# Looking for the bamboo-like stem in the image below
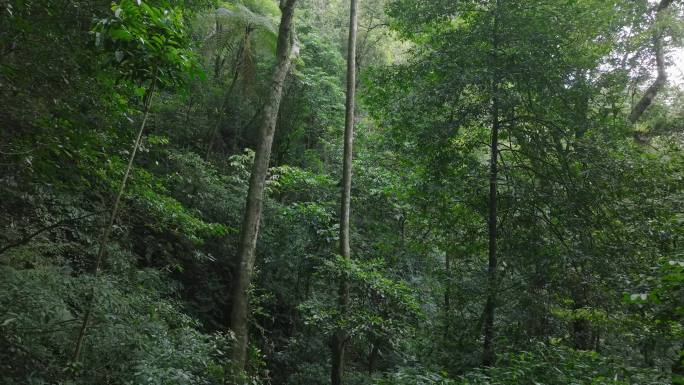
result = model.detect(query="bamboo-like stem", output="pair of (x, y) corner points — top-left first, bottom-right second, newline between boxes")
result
(71, 82), (156, 364)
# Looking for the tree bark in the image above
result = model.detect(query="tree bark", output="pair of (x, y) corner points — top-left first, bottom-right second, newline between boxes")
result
(229, 0), (298, 375)
(628, 0), (674, 125)
(483, 0), (500, 367)
(332, 0), (359, 384)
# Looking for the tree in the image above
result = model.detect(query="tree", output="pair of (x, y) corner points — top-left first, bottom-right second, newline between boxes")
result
(375, 0), (640, 369)
(482, 0), (501, 366)
(203, 2), (279, 156)
(229, 0), (299, 374)
(332, 0), (359, 383)
(2, 0), (684, 384)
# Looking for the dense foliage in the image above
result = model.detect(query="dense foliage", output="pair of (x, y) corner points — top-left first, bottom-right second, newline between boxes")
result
(1, 0), (682, 384)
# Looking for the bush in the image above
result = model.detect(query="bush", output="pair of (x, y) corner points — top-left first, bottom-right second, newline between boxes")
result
(373, 343), (668, 385)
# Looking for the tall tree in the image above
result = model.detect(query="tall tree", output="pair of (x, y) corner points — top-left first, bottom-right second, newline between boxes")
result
(378, 0), (635, 369)
(230, 0), (299, 373)
(332, 0), (359, 384)
(482, 0), (501, 366)
(204, 3), (278, 156)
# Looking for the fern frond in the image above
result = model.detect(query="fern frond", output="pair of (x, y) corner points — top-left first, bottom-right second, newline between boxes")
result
(216, 4), (277, 36)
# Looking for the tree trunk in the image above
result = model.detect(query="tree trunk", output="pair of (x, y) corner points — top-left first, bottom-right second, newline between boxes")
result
(368, 342), (379, 375)
(229, 0), (298, 374)
(571, 318), (592, 350)
(332, 0), (359, 384)
(570, 285), (593, 350)
(444, 251), (451, 338)
(482, 1), (500, 367)
(629, 0), (673, 125)
(673, 342), (684, 382)
(482, 92), (499, 367)
(629, 33), (666, 125)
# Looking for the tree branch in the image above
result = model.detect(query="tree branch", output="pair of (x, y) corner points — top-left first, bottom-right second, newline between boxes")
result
(629, 34), (667, 124)
(0, 211), (104, 256)
(628, 0), (676, 124)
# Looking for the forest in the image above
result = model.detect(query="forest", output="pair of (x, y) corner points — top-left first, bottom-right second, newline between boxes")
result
(1, 0), (683, 384)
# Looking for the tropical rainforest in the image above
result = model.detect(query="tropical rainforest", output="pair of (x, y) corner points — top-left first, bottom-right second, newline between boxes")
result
(1, 0), (683, 384)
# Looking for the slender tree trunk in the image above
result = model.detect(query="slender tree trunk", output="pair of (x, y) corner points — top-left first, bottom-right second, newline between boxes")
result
(331, 1), (358, 384)
(482, 91), (500, 367)
(673, 342), (684, 382)
(229, 0), (298, 374)
(570, 287), (592, 350)
(483, 1), (500, 366)
(72, 83), (156, 363)
(368, 342), (379, 375)
(593, 329), (601, 352)
(444, 251), (451, 338)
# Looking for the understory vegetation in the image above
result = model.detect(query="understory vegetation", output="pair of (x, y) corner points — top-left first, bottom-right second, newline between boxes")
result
(1, 0), (683, 384)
